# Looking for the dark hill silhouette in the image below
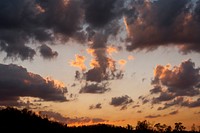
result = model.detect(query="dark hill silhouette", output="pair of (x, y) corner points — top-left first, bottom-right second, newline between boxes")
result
(0, 107), (199, 133)
(0, 107), (132, 133)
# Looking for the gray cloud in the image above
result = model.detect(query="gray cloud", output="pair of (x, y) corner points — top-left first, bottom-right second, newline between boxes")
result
(110, 95), (133, 110)
(145, 114), (161, 119)
(150, 85), (162, 94)
(152, 59), (200, 97)
(0, 0), (83, 60)
(39, 44), (58, 59)
(2, 0), (200, 61)
(89, 103), (102, 110)
(0, 63), (67, 106)
(39, 110), (108, 125)
(79, 82), (110, 94)
(83, 0), (125, 28)
(169, 110), (179, 115)
(126, 0), (200, 54)
(132, 105), (140, 108)
(144, 59), (200, 110)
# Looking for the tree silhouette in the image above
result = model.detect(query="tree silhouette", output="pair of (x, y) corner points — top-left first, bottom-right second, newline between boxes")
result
(174, 122), (186, 132)
(136, 120), (153, 133)
(1, 107), (200, 133)
(191, 124), (196, 132)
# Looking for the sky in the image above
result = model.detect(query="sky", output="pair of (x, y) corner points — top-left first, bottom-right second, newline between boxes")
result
(0, 0), (200, 129)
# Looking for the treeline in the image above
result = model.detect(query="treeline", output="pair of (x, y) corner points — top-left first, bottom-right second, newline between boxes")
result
(0, 107), (199, 133)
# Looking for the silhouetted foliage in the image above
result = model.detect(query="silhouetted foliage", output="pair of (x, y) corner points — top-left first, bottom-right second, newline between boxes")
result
(0, 107), (67, 132)
(0, 107), (199, 133)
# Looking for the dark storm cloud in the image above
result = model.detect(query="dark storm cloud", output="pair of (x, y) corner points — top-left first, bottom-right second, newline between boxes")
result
(0, 0), (83, 60)
(84, 32), (124, 83)
(89, 103), (102, 110)
(39, 0), (83, 37)
(39, 110), (108, 125)
(110, 95), (133, 110)
(79, 82), (110, 94)
(126, 0), (200, 54)
(39, 44), (58, 59)
(83, 0), (125, 28)
(0, 63), (67, 106)
(3, 0), (200, 61)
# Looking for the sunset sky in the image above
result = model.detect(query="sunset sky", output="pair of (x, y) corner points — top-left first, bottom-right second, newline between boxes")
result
(0, 0), (200, 129)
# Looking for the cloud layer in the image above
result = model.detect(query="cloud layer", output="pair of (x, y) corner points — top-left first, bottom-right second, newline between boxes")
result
(39, 110), (108, 125)
(0, 63), (67, 106)
(143, 59), (200, 110)
(2, 0), (200, 61)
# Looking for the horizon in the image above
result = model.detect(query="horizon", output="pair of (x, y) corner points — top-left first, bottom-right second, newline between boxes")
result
(0, 0), (200, 130)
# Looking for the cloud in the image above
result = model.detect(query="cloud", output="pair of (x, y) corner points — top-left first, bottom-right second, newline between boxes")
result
(148, 59), (200, 110)
(79, 82), (110, 94)
(169, 110), (179, 115)
(2, 0), (200, 61)
(83, 0), (125, 28)
(137, 110), (142, 113)
(0, 0), (83, 60)
(110, 95), (133, 110)
(152, 59), (200, 97)
(126, 0), (200, 54)
(150, 85), (162, 94)
(89, 103), (102, 110)
(0, 63), (67, 106)
(132, 105), (140, 108)
(39, 44), (58, 59)
(145, 114), (161, 119)
(39, 110), (108, 125)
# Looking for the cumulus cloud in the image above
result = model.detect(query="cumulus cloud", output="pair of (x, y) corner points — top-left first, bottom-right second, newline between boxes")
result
(2, 0), (200, 61)
(152, 59), (200, 97)
(0, 0), (83, 60)
(89, 103), (102, 110)
(110, 95), (133, 110)
(148, 59), (200, 110)
(79, 82), (110, 94)
(39, 110), (108, 125)
(39, 44), (58, 59)
(126, 0), (200, 54)
(0, 63), (67, 106)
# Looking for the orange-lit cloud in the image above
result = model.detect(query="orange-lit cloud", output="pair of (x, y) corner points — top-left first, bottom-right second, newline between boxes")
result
(148, 59), (200, 109)
(36, 4), (45, 13)
(106, 46), (118, 55)
(90, 59), (100, 68)
(128, 55), (135, 60)
(70, 54), (87, 71)
(87, 48), (95, 56)
(63, 0), (69, 6)
(123, 16), (130, 36)
(118, 59), (127, 69)
(107, 58), (116, 71)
